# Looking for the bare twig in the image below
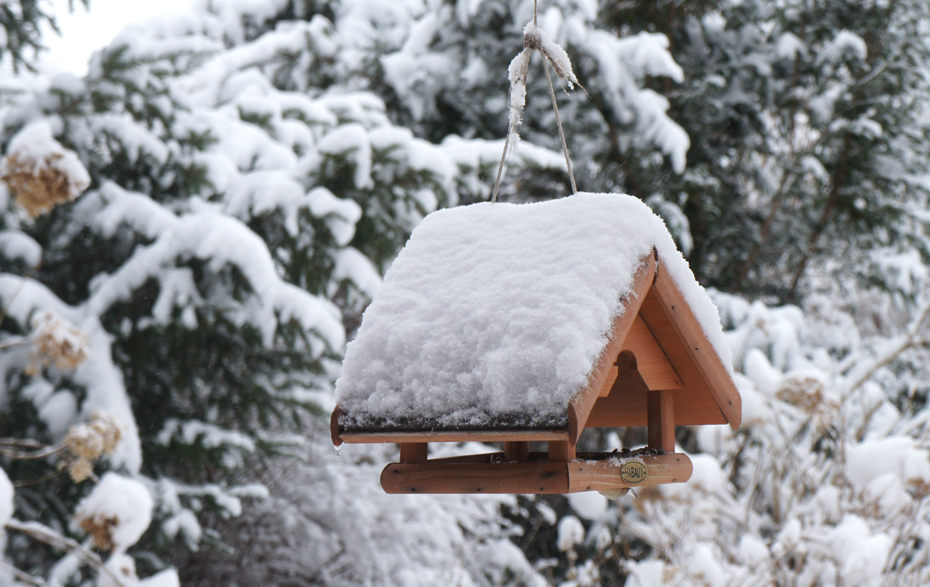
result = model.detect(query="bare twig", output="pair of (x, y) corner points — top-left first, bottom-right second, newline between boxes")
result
(0, 337), (31, 350)
(5, 519), (129, 587)
(839, 297), (930, 399)
(0, 438), (65, 460)
(0, 560), (51, 587)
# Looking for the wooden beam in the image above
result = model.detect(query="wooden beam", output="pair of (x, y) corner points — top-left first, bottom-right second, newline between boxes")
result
(337, 429), (569, 444)
(637, 290), (706, 388)
(381, 462), (570, 494)
(426, 451), (550, 465)
(599, 363), (619, 397)
(652, 261), (742, 429)
(381, 453), (693, 494)
(504, 441), (530, 462)
(587, 387), (728, 427)
(400, 443), (428, 463)
(548, 441), (576, 462)
(584, 354), (647, 427)
(330, 406), (345, 447)
(647, 390), (675, 453)
(566, 453), (692, 493)
(620, 315), (683, 390)
(568, 252), (657, 444)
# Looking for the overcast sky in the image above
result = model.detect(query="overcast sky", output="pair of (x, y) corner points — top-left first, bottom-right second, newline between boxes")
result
(43, 0), (194, 75)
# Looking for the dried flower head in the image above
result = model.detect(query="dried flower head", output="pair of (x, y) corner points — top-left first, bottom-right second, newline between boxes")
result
(776, 373), (838, 416)
(63, 412), (123, 483)
(0, 121), (90, 217)
(78, 514), (119, 550)
(30, 311), (89, 373)
(74, 473), (153, 552)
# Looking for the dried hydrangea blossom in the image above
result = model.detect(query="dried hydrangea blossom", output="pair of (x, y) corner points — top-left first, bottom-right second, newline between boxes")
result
(0, 120), (90, 217)
(29, 311), (89, 374)
(63, 412), (124, 483)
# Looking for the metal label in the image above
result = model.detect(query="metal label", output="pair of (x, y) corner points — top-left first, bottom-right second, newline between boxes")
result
(619, 461), (648, 484)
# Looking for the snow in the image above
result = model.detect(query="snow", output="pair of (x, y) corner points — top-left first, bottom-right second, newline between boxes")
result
(74, 473), (154, 552)
(818, 30), (868, 66)
(523, 22), (578, 88)
(157, 419), (256, 468)
(0, 467), (13, 528)
(0, 119), (91, 202)
(336, 193), (731, 431)
(0, 230), (42, 267)
(505, 20), (581, 158)
(506, 48), (532, 155)
(828, 515), (892, 586)
(317, 123), (374, 189)
(566, 491), (608, 521)
(776, 32), (807, 60)
(581, 31), (689, 173)
(846, 436), (930, 497)
(37, 390), (79, 437)
(557, 515), (585, 552)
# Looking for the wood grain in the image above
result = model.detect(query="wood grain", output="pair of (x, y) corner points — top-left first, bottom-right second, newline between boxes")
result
(548, 440), (576, 462)
(381, 462), (570, 494)
(567, 453), (693, 492)
(620, 315), (683, 390)
(400, 443), (428, 463)
(647, 390), (675, 453)
(652, 261), (742, 429)
(380, 453), (693, 494)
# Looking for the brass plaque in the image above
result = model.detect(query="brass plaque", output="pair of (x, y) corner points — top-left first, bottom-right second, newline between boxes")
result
(619, 461), (648, 484)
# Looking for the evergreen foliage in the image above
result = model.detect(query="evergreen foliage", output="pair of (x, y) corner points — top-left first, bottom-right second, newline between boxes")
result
(2, 0), (930, 585)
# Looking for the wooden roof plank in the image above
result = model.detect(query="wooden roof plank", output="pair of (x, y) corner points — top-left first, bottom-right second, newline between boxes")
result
(651, 261), (742, 429)
(637, 291), (707, 389)
(567, 252), (657, 444)
(337, 429), (570, 444)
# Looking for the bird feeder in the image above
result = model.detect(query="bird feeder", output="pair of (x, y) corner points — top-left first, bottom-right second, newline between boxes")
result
(331, 193), (741, 495)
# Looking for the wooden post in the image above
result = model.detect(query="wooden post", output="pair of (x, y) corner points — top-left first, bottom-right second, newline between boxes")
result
(504, 441), (530, 462)
(548, 440), (576, 462)
(399, 443), (428, 463)
(647, 390), (675, 453)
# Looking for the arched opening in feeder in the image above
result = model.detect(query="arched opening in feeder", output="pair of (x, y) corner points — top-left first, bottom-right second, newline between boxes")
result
(330, 194), (741, 496)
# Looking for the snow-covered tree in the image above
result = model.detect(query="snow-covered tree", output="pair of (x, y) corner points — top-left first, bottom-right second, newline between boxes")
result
(0, 0), (88, 72)
(0, 2), (565, 584)
(4, 0), (930, 585)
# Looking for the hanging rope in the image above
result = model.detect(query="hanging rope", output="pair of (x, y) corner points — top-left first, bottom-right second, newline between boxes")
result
(543, 58), (577, 196)
(492, 0), (580, 203)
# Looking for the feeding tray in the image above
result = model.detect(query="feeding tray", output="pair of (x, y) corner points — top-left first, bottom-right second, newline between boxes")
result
(331, 193), (741, 495)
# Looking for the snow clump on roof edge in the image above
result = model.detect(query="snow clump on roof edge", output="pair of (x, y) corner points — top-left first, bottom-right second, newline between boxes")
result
(336, 193), (731, 430)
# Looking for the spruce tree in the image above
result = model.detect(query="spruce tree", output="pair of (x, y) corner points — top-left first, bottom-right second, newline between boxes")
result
(0, 2), (564, 583)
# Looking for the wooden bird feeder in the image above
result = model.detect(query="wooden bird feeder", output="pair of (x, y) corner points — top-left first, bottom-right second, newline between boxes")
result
(331, 194), (741, 496)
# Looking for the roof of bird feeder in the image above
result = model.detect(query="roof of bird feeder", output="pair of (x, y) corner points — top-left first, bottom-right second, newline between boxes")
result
(332, 193), (741, 447)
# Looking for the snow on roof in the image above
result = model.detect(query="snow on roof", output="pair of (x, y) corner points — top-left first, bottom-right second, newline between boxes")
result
(335, 193), (731, 432)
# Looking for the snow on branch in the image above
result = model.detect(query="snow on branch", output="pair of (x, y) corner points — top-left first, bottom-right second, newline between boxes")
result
(838, 296), (930, 399)
(85, 205), (345, 352)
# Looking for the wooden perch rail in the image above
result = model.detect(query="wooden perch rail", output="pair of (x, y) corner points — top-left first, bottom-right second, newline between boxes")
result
(381, 452), (692, 495)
